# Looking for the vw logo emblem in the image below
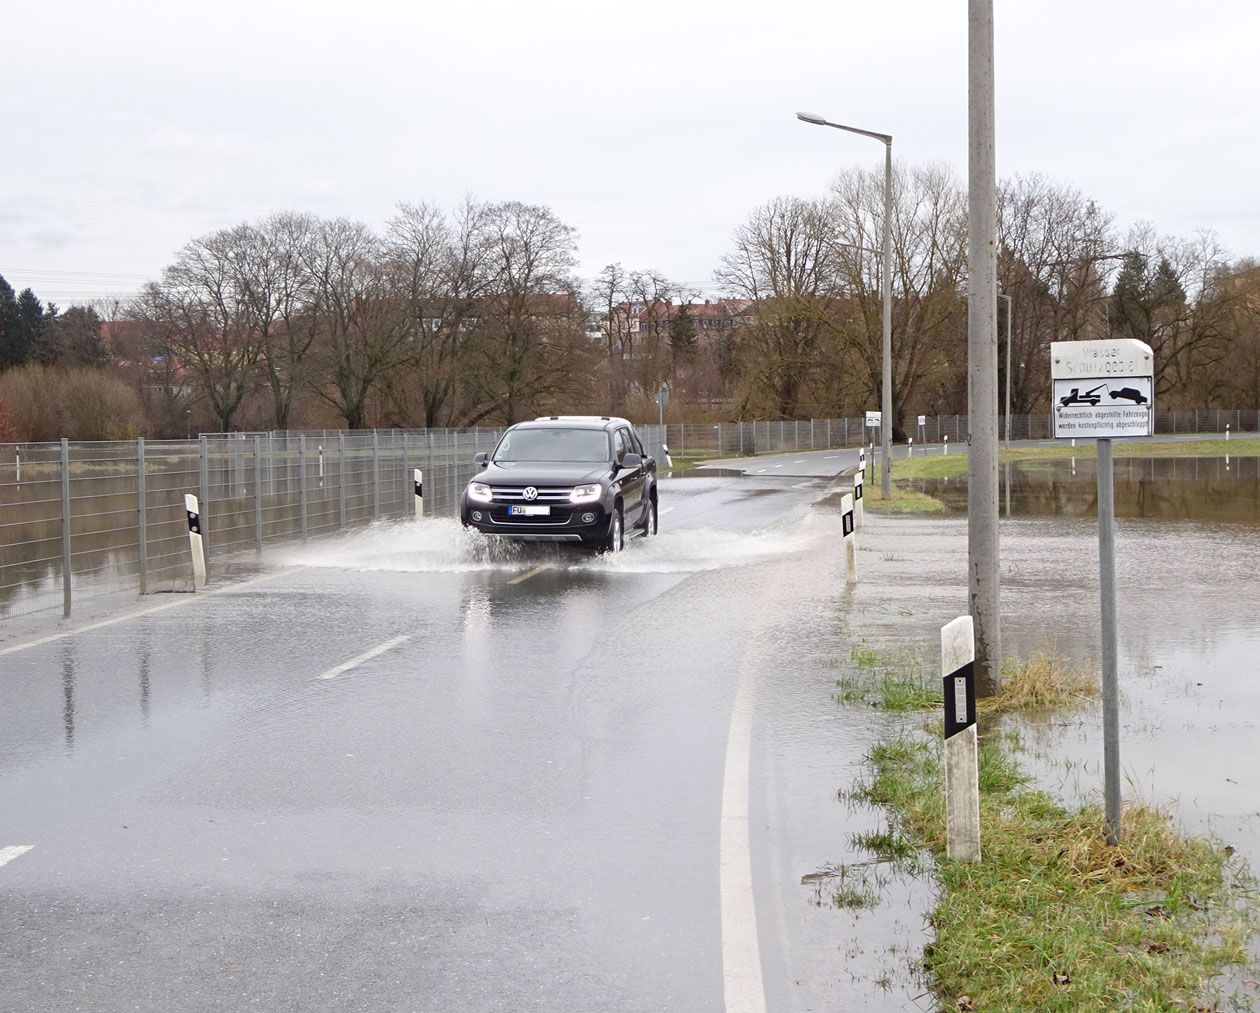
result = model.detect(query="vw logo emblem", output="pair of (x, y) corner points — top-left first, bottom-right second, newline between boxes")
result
(522, 486), (538, 501)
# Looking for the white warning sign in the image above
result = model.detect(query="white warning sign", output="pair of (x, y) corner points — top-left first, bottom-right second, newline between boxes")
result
(1051, 340), (1154, 439)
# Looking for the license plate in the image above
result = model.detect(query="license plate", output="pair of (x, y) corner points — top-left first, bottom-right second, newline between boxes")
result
(508, 505), (550, 516)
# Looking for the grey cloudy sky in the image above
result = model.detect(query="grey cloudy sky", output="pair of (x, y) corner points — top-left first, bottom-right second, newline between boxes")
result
(4, 0), (1259, 305)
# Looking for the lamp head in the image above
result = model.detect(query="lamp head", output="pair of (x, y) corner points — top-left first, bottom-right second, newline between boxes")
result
(796, 111), (828, 126)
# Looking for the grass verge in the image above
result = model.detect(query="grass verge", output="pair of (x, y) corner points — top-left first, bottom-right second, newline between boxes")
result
(891, 436), (1260, 482)
(852, 735), (1254, 1011)
(863, 486), (948, 514)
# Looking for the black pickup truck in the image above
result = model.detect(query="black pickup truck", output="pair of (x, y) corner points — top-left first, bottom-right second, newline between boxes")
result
(460, 416), (659, 552)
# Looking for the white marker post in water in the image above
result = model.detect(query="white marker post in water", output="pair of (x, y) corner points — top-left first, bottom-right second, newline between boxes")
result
(414, 469), (424, 519)
(841, 492), (856, 584)
(185, 493), (207, 590)
(853, 470), (864, 528)
(942, 615), (980, 862)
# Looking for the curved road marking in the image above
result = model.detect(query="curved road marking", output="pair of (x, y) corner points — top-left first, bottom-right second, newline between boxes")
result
(317, 635), (412, 680)
(719, 655), (766, 1013)
(0, 845), (33, 869)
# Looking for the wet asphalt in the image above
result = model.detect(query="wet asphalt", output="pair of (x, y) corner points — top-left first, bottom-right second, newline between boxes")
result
(0, 448), (912, 1012)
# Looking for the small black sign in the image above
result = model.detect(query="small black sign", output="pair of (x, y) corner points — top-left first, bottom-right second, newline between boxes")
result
(186, 509), (201, 535)
(842, 510), (854, 537)
(414, 480), (423, 497)
(855, 481), (863, 501)
(943, 661), (975, 739)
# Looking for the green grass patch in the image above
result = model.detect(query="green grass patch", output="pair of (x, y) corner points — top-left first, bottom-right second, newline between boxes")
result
(837, 645), (942, 711)
(890, 436), (1260, 482)
(852, 735), (1255, 1011)
(863, 485), (948, 513)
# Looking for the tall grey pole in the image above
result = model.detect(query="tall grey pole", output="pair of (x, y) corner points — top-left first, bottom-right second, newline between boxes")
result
(1097, 438), (1122, 844)
(198, 435), (211, 562)
(967, 0), (1001, 695)
(299, 435), (308, 543)
(253, 435), (263, 550)
(1000, 293), (1012, 447)
(881, 137), (893, 497)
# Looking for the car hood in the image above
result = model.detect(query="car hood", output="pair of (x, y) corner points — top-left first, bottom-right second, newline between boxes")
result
(472, 462), (612, 486)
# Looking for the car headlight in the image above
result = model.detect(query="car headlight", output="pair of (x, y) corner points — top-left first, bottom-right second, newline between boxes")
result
(468, 482), (493, 504)
(569, 484), (601, 504)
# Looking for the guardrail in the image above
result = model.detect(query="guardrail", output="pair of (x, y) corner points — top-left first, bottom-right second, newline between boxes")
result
(2, 410), (1254, 622)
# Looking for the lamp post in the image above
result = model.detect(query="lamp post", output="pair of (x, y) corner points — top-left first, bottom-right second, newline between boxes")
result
(999, 293), (1012, 446)
(797, 111), (893, 497)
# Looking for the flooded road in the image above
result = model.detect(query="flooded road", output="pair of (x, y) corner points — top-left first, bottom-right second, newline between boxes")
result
(0, 451), (929, 1012)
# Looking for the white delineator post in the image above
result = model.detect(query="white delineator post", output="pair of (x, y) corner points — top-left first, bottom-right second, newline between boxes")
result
(853, 470), (865, 527)
(858, 447), (867, 479)
(841, 493), (857, 584)
(908, 437), (914, 458)
(943, 435), (949, 456)
(414, 469), (424, 519)
(185, 493), (207, 590)
(663, 443), (674, 470)
(942, 615), (981, 863)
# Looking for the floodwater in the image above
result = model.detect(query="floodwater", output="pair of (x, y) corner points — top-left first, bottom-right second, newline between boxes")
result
(919, 454), (1260, 523)
(844, 469), (1260, 1001)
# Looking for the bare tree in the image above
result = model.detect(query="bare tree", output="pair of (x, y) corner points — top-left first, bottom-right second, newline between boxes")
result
(302, 217), (409, 430)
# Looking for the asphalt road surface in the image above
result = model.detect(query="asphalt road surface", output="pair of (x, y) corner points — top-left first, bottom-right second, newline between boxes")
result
(0, 448), (931, 1012)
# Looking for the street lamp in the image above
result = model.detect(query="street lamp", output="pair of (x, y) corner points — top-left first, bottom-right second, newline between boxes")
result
(797, 111), (893, 497)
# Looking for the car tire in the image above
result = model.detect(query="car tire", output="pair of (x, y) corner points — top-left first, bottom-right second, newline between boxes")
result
(603, 505), (624, 554)
(642, 494), (657, 536)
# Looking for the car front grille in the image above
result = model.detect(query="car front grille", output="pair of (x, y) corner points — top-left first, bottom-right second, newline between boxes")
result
(490, 486), (573, 503)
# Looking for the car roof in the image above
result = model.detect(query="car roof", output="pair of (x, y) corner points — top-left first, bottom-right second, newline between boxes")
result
(511, 416), (632, 431)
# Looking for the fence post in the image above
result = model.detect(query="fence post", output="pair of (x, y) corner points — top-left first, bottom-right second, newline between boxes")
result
(338, 432), (347, 528)
(254, 435), (263, 549)
(137, 438), (147, 595)
(60, 437), (72, 618)
(198, 435), (210, 561)
(403, 431), (410, 514)
(942, 615), (980, 862)
(299, 435), (308, 542)
(372, 431), (380, 520)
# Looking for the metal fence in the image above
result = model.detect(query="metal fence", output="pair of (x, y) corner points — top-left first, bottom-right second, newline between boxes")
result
(2, 409), (1254, 622)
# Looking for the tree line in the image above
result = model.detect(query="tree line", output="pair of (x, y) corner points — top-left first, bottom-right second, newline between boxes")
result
(2, 169), (1258, 441)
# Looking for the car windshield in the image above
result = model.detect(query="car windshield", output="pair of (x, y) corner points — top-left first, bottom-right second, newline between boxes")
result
(493, 428), (610, 463)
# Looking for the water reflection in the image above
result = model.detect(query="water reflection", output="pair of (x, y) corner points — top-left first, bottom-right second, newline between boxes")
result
(923, 456), (1260, 524)
(138, 630), (151, 725)
(60, 642), (76, 752)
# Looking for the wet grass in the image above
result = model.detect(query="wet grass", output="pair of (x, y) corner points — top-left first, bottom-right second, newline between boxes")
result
(851, 734), (1256, 1012)
(863, 486), (947, 514)
(838, 647), (1097, 716)
(890, 436), (1260, 482)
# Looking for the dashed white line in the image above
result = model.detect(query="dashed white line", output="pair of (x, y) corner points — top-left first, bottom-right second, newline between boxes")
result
(793, 459), (805, 463)
(824, 454), (840, 459)
(756, 469), (767, 474)
(507, 565), (548, 585)
(0, 845), (33, 869)
(317, 635), (412, 680)
(660, 507), (676, 515)
(773, 464), (783, 468)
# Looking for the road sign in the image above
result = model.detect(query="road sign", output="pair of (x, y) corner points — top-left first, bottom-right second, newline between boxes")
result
(655, 387), (669, 408)
(865, 411), (881, 428)
(1050, 338), (1154, 845)
(1051, 339), (1153, 439)
(917, 415), (926, 427)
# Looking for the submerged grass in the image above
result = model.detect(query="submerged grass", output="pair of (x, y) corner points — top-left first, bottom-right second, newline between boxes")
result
(852, 734), (1255, 1011)
(864, 485), (948, 514)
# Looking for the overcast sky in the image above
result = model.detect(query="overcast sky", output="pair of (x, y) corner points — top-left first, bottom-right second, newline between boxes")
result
(4, 0), (1260, 306)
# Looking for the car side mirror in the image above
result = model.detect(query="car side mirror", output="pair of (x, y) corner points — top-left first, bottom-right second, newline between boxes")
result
(473, 451), (488, 469)
(620, 453), (642, 471)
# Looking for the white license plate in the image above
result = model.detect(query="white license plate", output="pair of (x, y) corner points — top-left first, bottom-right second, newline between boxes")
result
(508, 505), (550, 516)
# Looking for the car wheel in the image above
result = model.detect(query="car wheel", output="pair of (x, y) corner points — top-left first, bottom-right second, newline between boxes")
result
(603, 505), (624, 554)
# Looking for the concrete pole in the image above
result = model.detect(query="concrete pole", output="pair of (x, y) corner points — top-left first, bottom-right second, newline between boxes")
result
(881, 138), (893, 497)
(1000, 293), (1012, 447)
(967, 0), (1001, 696)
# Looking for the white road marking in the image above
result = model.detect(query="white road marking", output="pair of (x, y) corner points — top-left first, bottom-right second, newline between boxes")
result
(719, 654), (767, 1013)
(756, 469), (767, 474)
(507, 565), (548, 585)
(0, 569), (294, 658)
(824, 455), (839, 459)
(660, 507), (676, 515)
(793, 459), (804, 463)
(317, 634), (412, 680)
(773, 464), (783, 468)
(0, 845), (34, 869)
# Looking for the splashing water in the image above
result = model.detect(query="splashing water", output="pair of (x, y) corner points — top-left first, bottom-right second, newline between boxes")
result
(276, 517), (820, 575)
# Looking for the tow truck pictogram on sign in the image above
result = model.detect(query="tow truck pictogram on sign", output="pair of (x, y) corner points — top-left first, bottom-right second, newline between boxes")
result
(1058, 382), (1149, 408)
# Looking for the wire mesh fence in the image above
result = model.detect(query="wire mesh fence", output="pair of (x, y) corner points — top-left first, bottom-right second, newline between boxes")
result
(1, 409), (1254, 622)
